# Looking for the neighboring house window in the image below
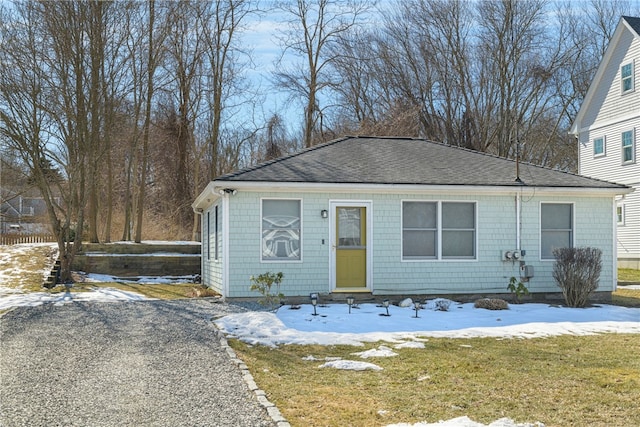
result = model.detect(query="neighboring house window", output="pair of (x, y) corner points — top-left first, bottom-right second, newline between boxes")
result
(402, 201), (476, 260)
(622, 130), (635, 163)
(214, 205), (219, 260)
(617, 204), (625, 225)
(206, 211), (211, 261)
(621, 62), (634, 93)
(593, 136), (605, 157)
(541, 203), (573, 260)
(262, 199), (301, 261)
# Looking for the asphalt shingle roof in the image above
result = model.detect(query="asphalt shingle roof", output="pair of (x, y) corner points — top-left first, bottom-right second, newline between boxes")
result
(217, 136), (627, 189)
(623, 16), (640, 36)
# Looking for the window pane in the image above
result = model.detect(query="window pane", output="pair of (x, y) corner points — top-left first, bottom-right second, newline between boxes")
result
(622, 131), (634, 162)
(262, 200), (300, 260)
(594, 137), (604, 155)
(617, 206), (623, 223)
(442, 230), (475, 257)
(403, 230), (436, 258)
(541, 204), (572, 229)
(541, 231), (571, 259)
(442, 202), (474, 228)
(403, 202), (436, 228)
(338, 208), (362, 247)
(622, 63), (633, 92)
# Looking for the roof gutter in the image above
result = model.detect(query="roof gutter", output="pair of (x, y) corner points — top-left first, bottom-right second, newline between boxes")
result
(209, 180), (633, 197)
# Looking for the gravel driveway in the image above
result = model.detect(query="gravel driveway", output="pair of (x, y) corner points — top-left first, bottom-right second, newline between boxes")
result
(0, 299), (275, 427)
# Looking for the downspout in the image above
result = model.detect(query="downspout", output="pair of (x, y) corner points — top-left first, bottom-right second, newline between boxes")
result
(516, 191), (521, 251)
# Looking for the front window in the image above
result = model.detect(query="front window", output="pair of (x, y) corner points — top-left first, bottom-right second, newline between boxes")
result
(442, 202), (476, 258)
(403, 202), (437, 259)
(541, 203), (573, 260)
(402, 201), (476, 260)
(262, 199), (301, 261)
(621, 62), (634, 93)
(622, 130), (635, 163)
(593, 136), (605, 157)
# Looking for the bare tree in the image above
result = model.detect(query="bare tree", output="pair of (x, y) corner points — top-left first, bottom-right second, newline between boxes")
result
(274, 0), (372, 148)
(1, 1), (88, 280)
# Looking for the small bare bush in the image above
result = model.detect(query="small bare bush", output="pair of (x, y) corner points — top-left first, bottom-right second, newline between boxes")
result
(433, 298), (452, 311)
(552, 247), (602, 308)
(186, 286), (220, 298)
(474, 298), (509, 310)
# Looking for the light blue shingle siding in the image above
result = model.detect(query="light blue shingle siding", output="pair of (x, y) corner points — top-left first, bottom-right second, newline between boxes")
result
(215, 190), (616, 297)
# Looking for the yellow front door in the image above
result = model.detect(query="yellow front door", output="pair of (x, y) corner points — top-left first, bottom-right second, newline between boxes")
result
(335, 207), (366, 288)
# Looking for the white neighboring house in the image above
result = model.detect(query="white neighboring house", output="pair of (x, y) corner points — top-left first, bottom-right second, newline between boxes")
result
(570, 16), (640, 270)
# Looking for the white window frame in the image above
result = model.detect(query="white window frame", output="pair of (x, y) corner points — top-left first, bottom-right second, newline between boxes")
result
(617, 204), (625, 226)
(206, 211), (211, 261)
(260, 198), (303, 263)
(540, 202), (574, 261)
(401, 200), (477, 261)
(622, 129), (635, 164)
(214, 205), (220, 261)
(593, 136), (605, 157)
(621, 61), (634, 94)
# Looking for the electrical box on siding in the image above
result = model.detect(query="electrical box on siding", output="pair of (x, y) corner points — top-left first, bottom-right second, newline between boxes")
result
(521, 265), (534, 278)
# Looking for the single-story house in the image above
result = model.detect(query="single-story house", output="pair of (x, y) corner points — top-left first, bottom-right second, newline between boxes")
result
(192, 136), (631, 299)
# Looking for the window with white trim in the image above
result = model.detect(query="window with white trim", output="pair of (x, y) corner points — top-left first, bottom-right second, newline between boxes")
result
(402, 201), (476, 260)
(622, 129), (635, 163)
(621, 62), (634, 93)
(403, 202), (437, 259)
(593, 136), (605, 157)
(206, 211), (210, 261)
(541, 203), (573, 260)
(617, 204), (625, 225)
(261, 199), (301, 261)
(214, 205), (219, 260)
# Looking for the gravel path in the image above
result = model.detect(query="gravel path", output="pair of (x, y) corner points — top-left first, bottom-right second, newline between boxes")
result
(0, 300), (275, 427)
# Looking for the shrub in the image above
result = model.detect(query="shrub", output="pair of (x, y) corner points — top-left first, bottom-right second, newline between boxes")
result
(507, 276), (529, 304)
(433, 298), (452, 311)
(250, 272), (285, 309)
(552, 247), (602, 308)
(474, 298), (509, 310)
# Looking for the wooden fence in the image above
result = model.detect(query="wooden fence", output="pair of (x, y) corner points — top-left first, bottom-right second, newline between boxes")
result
(0, 233), (57, 245)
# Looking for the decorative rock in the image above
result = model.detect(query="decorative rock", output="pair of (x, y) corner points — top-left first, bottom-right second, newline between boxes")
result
(398, 297), (413, 307)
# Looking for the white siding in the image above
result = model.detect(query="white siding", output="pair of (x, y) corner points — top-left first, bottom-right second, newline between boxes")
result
(581, 31), (640, 127)
(577, 26), (640, 266)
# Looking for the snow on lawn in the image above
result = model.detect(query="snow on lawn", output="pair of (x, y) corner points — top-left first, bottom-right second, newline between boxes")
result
(215, 300), (640, 347)
(0, 287), (150, 310)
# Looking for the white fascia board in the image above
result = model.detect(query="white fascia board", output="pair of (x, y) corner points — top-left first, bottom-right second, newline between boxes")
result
(215, 181), (633, 197)
(192, 181), (221, 212)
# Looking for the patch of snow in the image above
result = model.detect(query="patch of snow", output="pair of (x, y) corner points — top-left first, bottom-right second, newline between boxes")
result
(0, 287), (149, 310)
(352, 345), (398, 358)
(318, 360), (383, 371)
(394, 341), (426, 349)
